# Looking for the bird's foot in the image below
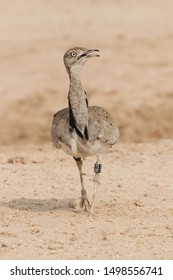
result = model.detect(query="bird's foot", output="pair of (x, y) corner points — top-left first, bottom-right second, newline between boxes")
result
(80, 197), (91, 212)
(68, 190), (92, 213)
(68, 197), (91, 213)
(80, 189), (91, 212)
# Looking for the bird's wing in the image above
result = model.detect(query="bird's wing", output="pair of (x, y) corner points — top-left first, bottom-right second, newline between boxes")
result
(51, 108), (70, 148)
(88, 106), (119, 145)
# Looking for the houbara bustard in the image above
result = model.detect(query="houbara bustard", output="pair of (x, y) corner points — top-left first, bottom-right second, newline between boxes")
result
(51, 47), (119, 213)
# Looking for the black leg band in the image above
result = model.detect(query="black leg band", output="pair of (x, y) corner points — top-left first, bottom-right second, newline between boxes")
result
(94, 163), (102, 173)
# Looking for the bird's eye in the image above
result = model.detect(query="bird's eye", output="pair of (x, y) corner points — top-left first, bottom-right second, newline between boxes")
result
(71, 52), (77, 57)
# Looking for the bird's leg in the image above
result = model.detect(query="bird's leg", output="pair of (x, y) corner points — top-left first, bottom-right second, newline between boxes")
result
(90, 156), (102, 213)
(73, 157), (91, 211)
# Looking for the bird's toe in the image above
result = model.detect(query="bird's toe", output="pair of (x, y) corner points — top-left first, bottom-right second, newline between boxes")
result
(80, 198), (91, 212)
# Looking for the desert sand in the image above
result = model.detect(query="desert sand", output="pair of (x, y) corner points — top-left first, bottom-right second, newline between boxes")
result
(0, 0), (173, 259)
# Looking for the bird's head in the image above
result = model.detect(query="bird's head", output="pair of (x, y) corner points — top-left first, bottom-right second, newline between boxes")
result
(63, 47), (100, 75)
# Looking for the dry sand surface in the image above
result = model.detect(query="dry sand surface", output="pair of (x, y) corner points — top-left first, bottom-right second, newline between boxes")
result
(0, 0), (173, 259)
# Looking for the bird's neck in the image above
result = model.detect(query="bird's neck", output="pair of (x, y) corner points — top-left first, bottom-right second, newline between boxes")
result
(68, 71), (89, 139)
(69, 72), (83, 93)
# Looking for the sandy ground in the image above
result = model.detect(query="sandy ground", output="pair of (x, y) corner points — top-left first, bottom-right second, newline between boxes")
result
(0, 0), (173, 259)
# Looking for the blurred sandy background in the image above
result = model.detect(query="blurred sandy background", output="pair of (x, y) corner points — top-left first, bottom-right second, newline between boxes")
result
(0, 0), (173, 259)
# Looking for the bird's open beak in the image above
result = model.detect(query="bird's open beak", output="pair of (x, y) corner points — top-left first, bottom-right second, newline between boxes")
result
(86, 49), (100, 58)
(79, 49), (100, 59)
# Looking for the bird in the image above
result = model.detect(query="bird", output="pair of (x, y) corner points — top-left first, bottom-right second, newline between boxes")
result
(51, 47), (119, 213)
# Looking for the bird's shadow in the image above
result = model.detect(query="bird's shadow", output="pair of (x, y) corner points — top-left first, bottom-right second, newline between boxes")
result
(0, 197), (73, 212)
